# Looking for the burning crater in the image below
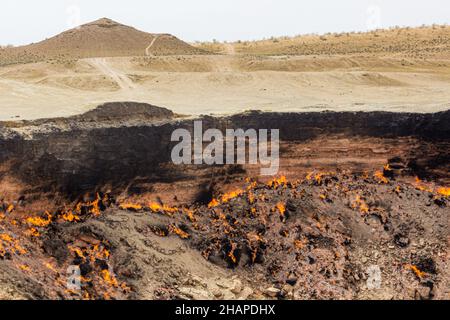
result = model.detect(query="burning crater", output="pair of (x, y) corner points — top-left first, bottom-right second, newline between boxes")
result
(0, 102), (448, 300)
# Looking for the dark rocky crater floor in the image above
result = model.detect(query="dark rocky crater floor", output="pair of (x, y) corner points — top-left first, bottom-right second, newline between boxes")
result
(0, 102), (448, 300)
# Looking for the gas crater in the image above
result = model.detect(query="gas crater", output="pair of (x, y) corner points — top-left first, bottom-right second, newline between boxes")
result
(0, 102), (448, 300)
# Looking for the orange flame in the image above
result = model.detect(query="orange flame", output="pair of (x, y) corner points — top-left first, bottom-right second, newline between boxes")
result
(149, 203), (178, 214)
(413, 177), (433, 193)
(247, 192), (256, 205)
(0, 233), (26, 257)
(374, 171), (389, 184)
(228, 242), (238, 264)
(267, 176), (287, 189)
(101, 269), (119, 287)
(19, 264), (30, 272)
(26, 211), (52, 227)
(437, 187), (450, 197)
(169, 225), (190, 239)
(351, 196), (369, 214)
(221, 189), (244, 203)
(183, 208), (196, 222)
(88, 193), (102, 216)
(276, 202), (286, 220)
(25, 228), (41, 237)
(405, 264), (425, 279)
(208, 198), (220, 208)
(62, 210), (81, 222)
(44, 262), (58, 273)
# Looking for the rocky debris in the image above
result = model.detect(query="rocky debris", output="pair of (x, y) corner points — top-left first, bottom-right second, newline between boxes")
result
(0, 167), (448, 300)
(148, 171), (447, 300)
(264, 287), (281, 298)
(175, 275), (253, 300)
(75, 102), (175, 122)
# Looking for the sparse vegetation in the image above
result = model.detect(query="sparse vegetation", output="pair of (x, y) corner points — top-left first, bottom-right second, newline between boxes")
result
(194, 25), (450, 58)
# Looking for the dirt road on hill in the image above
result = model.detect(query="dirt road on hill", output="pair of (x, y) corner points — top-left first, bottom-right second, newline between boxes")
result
(86, 58), (136, 90)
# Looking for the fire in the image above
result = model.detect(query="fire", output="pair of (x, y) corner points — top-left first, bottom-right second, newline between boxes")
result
(100, 269), (119, 287)
(208, 198), (219, 208)
(69, 246), (86, 261)
(413, 177), (433, 193)
(247, 232), (263, 243)
(151, 226), (169, 237)
(183, 208), (196, 222)
(207, 189), (244, 208)
(267, 176), (287, 189)
(437, 187), (450, 197)
(61, 210), (81, 222)
(405, 264), (426, 279)
(374, 171), (389, 184)
(247, 192), (256, 205)
(275, 202), (286, 221)
(247, 181), (258, 191)
(306, 172), (331, 184)
(44, 262), (57, 273)
(65, 242), (130, 298)
(0, 233), (26, 257)
(25, 228), (40, 237)
(294, 238), (308, 250)
(88, 193), (102, 216)
(168, 224), (190, 239)
(19, 264), (30, 272)
(91, 244), (110, 261)
(149, 203), (178, 214)
(351, 196), (369, 214)
(26, 211), (52, 227)
(314, 173), (325, 184)
(221, 189), (243, 203)
(228, 242), (238, 264)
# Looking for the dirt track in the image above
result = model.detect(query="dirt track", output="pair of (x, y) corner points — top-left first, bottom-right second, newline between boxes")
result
(86, 58), (135, 90)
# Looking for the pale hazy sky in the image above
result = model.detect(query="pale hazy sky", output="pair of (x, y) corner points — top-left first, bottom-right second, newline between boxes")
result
(1, 0), (449, 46)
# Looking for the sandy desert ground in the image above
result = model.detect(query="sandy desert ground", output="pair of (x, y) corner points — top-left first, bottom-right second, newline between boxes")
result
(0, 20), (449, 120)
(1, 55), (450, 120)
